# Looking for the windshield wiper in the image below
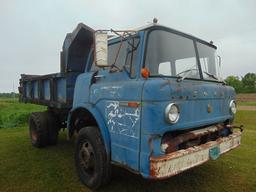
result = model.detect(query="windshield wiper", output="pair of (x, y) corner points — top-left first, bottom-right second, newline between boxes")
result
(176, 68), (197, 82)
(149, 74), (167, 78)
(203, 71), (218, 80)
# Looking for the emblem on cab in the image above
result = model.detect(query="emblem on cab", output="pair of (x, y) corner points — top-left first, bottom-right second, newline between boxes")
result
(207, 104), (213, 113)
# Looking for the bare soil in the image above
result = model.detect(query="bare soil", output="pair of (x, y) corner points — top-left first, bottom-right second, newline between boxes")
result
(237, 93), (256, 102)
(238, 105), (256, 111)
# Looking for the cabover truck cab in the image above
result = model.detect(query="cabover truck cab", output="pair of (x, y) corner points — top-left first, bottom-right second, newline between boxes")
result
(19, 22), (242, 189)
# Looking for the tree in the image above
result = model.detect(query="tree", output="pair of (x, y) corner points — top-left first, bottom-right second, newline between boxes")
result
(225, 76), (243, 93)
(242, 73), (256, 93)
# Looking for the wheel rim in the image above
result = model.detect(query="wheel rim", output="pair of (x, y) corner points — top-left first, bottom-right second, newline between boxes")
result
(79, 140), (95, 176)
(31, 130), (38, 141)
(30, 119), (38, 142)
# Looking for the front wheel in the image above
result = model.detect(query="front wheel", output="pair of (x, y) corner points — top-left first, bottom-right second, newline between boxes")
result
(75, 126), (111, 190)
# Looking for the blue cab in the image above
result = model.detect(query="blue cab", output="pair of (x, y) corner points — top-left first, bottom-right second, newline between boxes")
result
(19, 22), (242, 189)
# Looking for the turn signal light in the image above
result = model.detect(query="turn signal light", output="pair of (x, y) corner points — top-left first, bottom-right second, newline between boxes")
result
(141, 68), (150, 78)
(128, 102), (140, 108)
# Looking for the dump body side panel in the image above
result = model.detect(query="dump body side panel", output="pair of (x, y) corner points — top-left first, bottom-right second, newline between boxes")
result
(19, 72), (80, 109)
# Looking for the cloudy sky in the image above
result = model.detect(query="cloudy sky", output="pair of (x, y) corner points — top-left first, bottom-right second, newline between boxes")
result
(0, 0), (255, 92)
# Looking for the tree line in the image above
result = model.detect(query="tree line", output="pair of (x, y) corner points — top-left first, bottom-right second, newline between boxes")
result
(0, 93), (19, 98)
(225, 73), (256, 93)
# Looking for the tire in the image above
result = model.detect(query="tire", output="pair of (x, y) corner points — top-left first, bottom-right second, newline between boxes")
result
(46, 111), (59, 145)
(29, 112), (48, 148)
(75, 126), (111, 190)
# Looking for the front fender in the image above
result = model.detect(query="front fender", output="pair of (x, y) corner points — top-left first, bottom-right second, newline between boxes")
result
(67, 103), (111, 154)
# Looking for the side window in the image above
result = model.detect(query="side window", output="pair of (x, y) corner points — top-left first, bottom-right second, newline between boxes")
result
(90, 41), (127, 72)
(125, 37), (140, 73)
(90, 37), (140, 73)
(108, 41), (127, 69)
(197, 42), (218, 80)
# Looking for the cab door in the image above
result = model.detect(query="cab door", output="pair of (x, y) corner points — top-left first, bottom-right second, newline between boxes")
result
(89, 35), (144, 171)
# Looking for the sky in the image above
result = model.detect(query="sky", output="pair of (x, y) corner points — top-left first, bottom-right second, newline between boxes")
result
(0, 0), (255, 92)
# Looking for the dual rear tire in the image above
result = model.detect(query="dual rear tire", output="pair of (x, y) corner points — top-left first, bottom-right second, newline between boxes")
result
(29, 111), (59, 148)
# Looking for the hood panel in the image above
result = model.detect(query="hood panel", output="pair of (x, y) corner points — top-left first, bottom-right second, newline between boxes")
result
(142, 78), (235, 101)
(142, 78), (235, 134)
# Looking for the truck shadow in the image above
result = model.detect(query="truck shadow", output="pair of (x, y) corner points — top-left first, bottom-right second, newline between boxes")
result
(99, 162), (228, 192)
(55, 133), (234, 192)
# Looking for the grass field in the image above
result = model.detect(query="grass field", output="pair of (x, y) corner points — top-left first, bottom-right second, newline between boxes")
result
(237, 93), (256, 101)
(0, 98), (45, 128)
(0, 98), (256, 192)
(237, 93), (256, 109)
(238, 101), (256, 106)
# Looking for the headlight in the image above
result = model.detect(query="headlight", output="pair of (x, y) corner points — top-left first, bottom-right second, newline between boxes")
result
(165, 103), (180, 124)
(229, 100), (237, 114)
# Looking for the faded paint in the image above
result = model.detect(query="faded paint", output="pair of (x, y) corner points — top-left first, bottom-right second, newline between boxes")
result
(105, 101), (140, 138)
(19, 23), (241, 180)
(150, 131), (241, 178)
(93, 86), (122, 98)
(101, 86), (122, 97)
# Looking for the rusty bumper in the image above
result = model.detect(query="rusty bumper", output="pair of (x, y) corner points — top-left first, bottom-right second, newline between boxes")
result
(150, 131), (242, 179)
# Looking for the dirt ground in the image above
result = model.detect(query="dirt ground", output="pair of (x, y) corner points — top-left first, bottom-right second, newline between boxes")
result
(237, 94), (256, 111)
(238, 105), (256, 111)
(237, 93), (256, 102)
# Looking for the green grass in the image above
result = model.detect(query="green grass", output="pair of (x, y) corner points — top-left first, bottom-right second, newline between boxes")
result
(0, 99), (255, 191)
(0, 98), (45, 128)
(238, 101), (256, 106)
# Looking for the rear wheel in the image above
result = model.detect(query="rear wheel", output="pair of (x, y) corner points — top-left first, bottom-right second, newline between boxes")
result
(75, 126), (111, 189)
(29, 111), (59, 147)
(29, 112), (48, 148)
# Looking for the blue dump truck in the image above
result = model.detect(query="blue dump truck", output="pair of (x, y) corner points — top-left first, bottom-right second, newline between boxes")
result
(19, 21), (243, 189)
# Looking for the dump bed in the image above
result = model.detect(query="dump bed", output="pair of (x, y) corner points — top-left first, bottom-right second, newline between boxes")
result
(19, 72), (80, 108)
(19, 23), (95, 109)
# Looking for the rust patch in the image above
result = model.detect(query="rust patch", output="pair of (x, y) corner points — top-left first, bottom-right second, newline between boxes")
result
(153, 132), (241, 163)
(148, 135), (161, 156)
(162, 124), (227, 153)
(150, 131), (242, 178)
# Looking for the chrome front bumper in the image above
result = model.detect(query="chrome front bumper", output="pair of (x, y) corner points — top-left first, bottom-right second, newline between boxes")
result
(150, 131), (242, 179)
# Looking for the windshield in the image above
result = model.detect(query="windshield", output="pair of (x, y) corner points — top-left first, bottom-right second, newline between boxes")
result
(197, 42), (220, 80)
(145, 30), (220, 81)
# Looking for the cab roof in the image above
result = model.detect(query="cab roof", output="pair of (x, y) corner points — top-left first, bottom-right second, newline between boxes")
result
(138, 24), (217, 49)
(109, 23), (217, 49)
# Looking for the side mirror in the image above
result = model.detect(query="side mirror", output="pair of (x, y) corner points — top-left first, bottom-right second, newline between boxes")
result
(95, 31), (109, 67)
